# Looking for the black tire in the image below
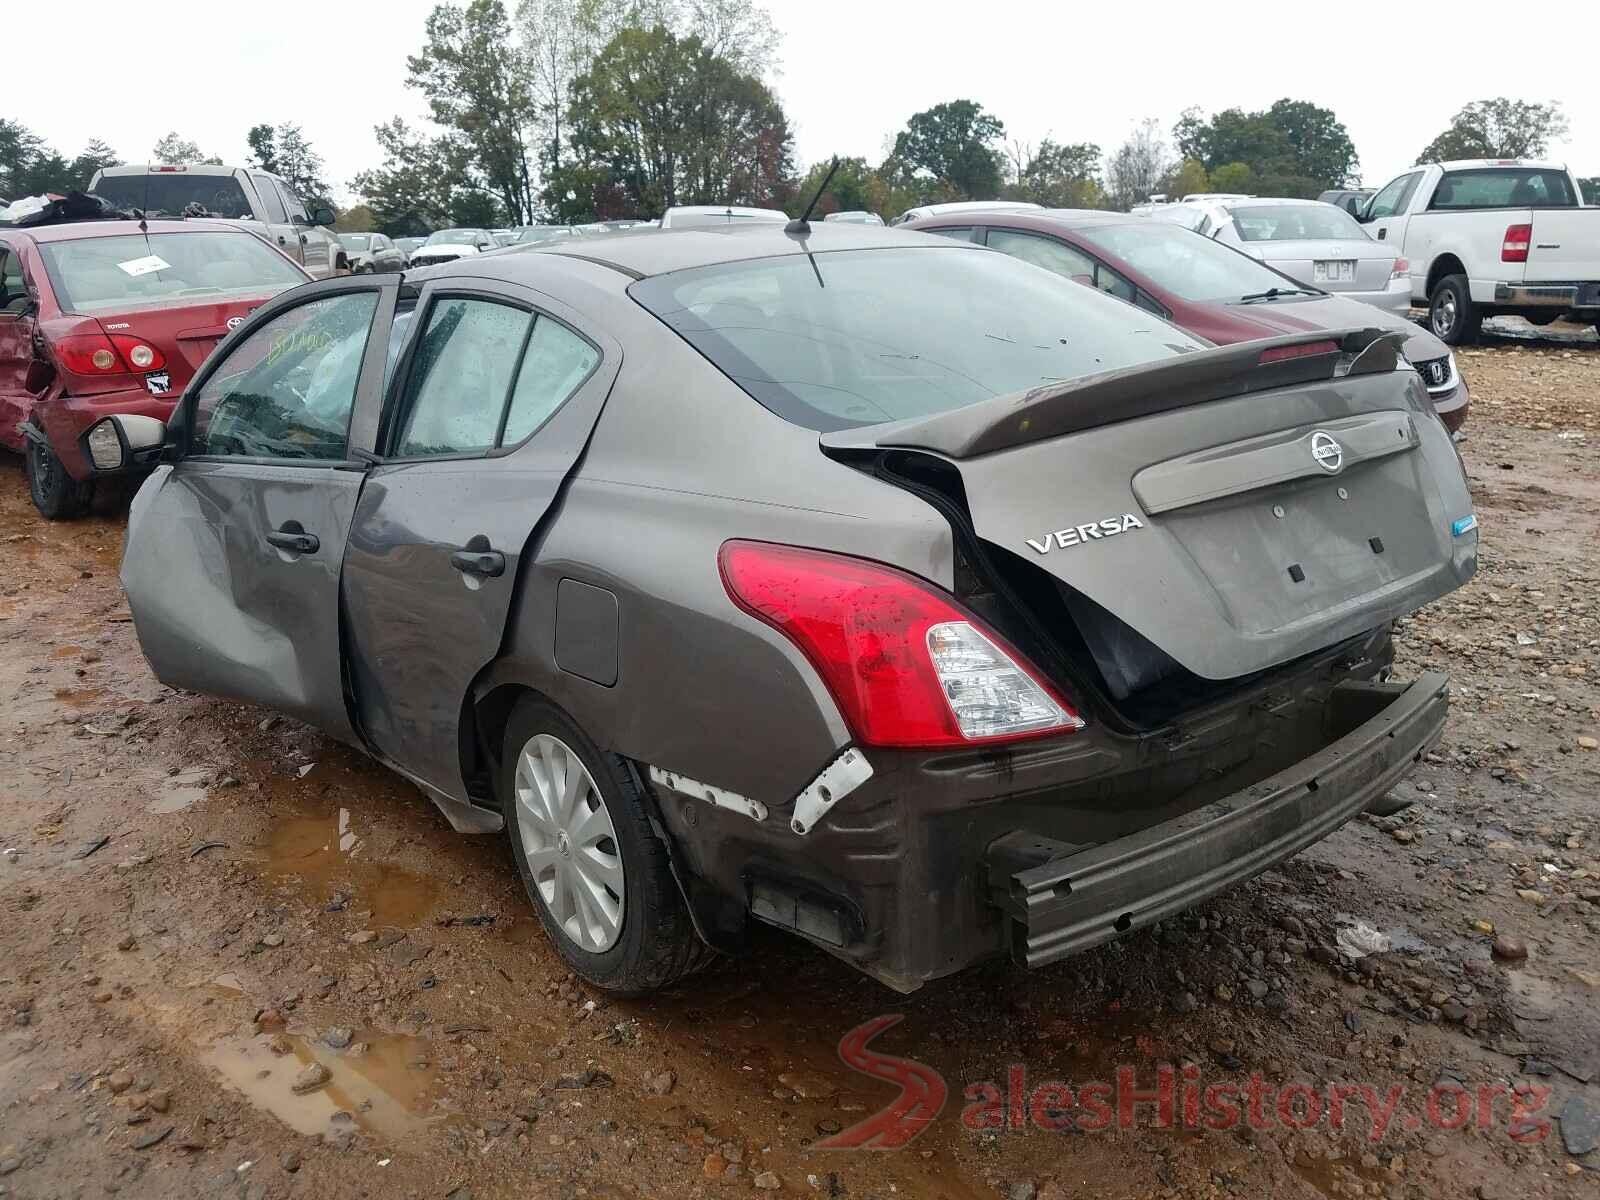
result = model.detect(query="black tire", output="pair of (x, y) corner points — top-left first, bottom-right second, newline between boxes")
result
(500, 697), (713, 995)
(25, 439), (94, 520)
(1428, 274), (1480, 346)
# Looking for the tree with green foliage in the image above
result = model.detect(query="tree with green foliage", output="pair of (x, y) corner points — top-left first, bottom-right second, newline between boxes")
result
(789, 156), (891, 219)
(334, 204), (379, 232)
(1161, 158), (1209, 200)
(1172, 100), (1355, 196)
(152, 132), (220, 166)
(246, 123), (330, 203)
(1004, 138), (1106, 209)
(551, 25), (791, 220)
(1579, 176), (1599, 206)
(887, 100), (1005, 200)
(70, 139), (121, 189)
(409, 0), (538, 224)
(1416, 99), (1569, 163)
(1209, 162), (1255, 194)
(2, 121), (120, 196)
(352, 117), (502, 235)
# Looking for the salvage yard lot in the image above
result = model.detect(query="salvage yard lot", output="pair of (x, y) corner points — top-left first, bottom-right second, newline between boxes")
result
(2, 328), (1598, 1199)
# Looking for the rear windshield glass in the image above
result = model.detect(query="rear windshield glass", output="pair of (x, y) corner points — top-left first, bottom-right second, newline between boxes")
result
(1429, 168), (1577, 209)
(426, 229), (485, 245)
(39, 231), (307, 314)
(1073, 222), (1298, 304)
(92, 173), (253, 219)
(630, 246), (1202, 431)
(1229, 204), (1365, 241)
(338, 234), (372, 250)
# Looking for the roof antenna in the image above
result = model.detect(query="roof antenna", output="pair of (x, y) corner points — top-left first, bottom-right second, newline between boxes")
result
(786, 157), (840, 236)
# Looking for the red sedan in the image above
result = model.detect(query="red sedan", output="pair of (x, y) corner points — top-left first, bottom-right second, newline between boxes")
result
(903, 210), (1468, 433)
(0, 218), (311, 516)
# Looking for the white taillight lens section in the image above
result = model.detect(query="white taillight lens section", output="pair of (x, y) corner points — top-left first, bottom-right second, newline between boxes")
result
(127, 344), (154, 368)
(925, 621), (1081, 740)
(85, 420), (124, 470)
(1390, 256), (1409, 280)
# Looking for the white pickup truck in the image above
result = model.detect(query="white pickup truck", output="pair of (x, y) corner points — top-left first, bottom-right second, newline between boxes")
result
(1357, 159), (1599, 344)
(87, 164), (349, 279)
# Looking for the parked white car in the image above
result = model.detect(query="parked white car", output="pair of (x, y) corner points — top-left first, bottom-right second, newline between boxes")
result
(1356, 159), (1600, 344)
(659, 206), (787, 229)
(406, 228), (498, 267)
(890, 200), (1041, 226)
(1151, 197), (1409, 314)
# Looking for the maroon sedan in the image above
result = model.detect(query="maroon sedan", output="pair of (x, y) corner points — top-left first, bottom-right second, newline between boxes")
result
(0, 218), (311, 517)
(903, 210), (1468, 433)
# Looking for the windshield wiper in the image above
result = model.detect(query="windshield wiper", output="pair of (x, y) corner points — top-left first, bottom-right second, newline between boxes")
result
(1238, 287), (1320, 304)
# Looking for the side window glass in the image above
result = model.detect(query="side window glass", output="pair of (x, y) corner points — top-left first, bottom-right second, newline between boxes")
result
(1134, 289), (1168, 318)
(1094, 264), (1137, 303)
(502, 316), (600, 443)
(1367, 173), (1414, 220)
(394, 299), (532, 457)
(1, 249), (28, 312)
(251, 173), (288, 223)
(985, 229), (1097, 282)
(927, 226), (974, 242)
(191, 291), (378, 460)
(276, 181), (309, 223)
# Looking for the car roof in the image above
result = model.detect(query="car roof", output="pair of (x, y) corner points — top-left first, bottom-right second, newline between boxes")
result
(1429, 158), (1566, 171)
(4, 218), (252, 244)
(451, 222), (973, 281)
(907, 208), (1145, 233)
(96, 163), (244, 178)
(1219, 197), (1332, 210)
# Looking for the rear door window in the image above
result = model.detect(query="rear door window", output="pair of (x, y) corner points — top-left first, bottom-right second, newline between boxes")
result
(0, 245), (28, 312)
(1428, 168), (1577, 209)
(924, 226), (974, 242)
(984, 229), (1097, 281)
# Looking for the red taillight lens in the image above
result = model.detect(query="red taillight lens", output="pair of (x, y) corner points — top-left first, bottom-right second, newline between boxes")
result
(1258, 339), (1339, 365)
(1501, 224), (1532, 263)
(719, 540), (1083, 748)
(107, 334), (166, 372)
(1390, 256), (1409, 280)
(53, 333), (129, 376)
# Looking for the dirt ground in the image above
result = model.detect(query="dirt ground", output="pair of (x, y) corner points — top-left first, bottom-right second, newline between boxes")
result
(2, 322), (1598, 1200)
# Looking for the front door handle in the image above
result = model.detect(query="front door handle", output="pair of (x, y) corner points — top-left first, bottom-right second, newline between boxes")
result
(266, 527), (319, 555)
(450, 547), (506, 578)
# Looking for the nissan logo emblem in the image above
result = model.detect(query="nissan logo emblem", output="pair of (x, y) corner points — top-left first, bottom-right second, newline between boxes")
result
(226, 316), (245, 331)
(1310, 431), (1344, 473)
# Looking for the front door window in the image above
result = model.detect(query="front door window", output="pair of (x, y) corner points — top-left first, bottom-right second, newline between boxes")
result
(189, 291), (379, 460)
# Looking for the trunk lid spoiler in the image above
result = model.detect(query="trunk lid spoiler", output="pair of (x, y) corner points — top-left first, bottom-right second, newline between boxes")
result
(821, 328), (1405, 459)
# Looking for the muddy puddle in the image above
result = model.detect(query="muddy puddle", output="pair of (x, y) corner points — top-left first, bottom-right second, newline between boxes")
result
(202, 1026), (446, 1141)
(264, 802), (445, 926)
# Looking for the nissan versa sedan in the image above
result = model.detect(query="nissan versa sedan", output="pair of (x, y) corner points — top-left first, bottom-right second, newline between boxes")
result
(92, 224), (1475, 994)
(907, 210), (1468, 432)
(1153, 196), (1409, 313)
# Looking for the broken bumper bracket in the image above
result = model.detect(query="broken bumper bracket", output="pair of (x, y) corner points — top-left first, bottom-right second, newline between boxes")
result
(986, 672), (1450, 969)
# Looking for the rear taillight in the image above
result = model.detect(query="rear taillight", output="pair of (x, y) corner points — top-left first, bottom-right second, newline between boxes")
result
(107, 334), (166, 371)
(53, 333), (129, 376)
(719, 541), (1083, 748)
(1258, 340), (1339, 365)
(1501, 224), (1532, 263)
(1390, 256), (1409, 281)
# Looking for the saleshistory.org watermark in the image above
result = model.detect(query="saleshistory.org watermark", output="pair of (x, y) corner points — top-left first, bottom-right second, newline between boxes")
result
(815, 1016), (1554, 1151)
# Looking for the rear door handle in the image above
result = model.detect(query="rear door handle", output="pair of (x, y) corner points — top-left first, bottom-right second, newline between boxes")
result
(450, 547), (506, 578)
(1377, 228), (1387, 240)
(265, 528), (319, 555)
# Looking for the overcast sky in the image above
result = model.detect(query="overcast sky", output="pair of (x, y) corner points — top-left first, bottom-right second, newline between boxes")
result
(8, 1), (1597, 206)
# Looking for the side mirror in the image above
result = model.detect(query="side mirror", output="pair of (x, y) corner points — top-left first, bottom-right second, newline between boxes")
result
(311, 206), (336, 227)
(81, 413), (170, 475)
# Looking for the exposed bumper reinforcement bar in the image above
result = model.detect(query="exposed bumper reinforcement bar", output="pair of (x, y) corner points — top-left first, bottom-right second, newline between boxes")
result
(986, 671), (1450, 969)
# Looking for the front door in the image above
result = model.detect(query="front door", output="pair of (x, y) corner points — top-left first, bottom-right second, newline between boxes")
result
(121, 276), (399, 743)
(249, 171), (303, 267)
(341, 278), (618, 799)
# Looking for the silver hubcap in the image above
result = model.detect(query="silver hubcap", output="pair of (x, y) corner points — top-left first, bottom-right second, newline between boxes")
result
(513, 734), (624, 953)
(1434, 291), (1457, 336)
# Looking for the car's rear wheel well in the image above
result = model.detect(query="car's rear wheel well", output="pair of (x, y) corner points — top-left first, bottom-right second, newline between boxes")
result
(463, 681), (528, 806)
(1425, 254), (1465, 297)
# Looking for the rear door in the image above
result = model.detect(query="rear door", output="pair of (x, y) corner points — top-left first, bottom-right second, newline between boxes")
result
(121, 276), (399, 743)
(341, 276), (618, 800)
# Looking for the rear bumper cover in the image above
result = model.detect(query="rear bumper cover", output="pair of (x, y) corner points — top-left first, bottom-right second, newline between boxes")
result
(986, 671), (1449, 969)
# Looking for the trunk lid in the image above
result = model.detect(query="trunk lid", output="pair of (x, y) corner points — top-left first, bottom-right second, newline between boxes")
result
(93, 295), (271, 394)
(825, 331), (1476, 682)
(1254, 239), (1397, 293)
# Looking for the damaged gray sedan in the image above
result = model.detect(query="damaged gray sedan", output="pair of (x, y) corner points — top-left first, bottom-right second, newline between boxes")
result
(93, 222), (1477, 994)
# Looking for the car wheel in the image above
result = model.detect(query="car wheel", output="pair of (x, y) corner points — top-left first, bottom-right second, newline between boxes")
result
(25, 439), (94, 520)
(1428, 274), (1480, 346)
(501, 697), (713, 995)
